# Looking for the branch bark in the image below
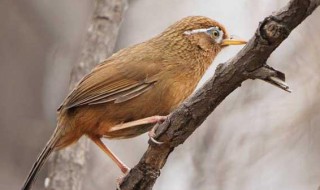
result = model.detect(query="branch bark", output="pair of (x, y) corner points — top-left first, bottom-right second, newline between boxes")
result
(46, 0), (127, 189)
(120, 0), (320, 189)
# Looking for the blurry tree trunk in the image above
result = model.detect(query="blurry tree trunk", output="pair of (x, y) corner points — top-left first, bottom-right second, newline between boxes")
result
(46, 0), (128, 190)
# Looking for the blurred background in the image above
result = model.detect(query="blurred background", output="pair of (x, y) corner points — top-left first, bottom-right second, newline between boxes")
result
(1, 0), (320, 189)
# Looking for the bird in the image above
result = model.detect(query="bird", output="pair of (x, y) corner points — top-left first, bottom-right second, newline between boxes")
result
(22, 16), (246, 190)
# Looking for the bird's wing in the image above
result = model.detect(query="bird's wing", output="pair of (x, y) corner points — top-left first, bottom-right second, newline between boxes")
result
(61, 58), (163, 110)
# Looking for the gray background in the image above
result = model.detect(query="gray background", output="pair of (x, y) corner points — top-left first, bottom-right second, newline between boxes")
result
(1, 0), (320, 189)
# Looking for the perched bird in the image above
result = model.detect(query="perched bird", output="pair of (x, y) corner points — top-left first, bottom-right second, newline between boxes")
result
(22, 16), (246, 190)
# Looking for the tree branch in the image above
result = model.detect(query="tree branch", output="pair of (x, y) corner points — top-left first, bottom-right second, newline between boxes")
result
(119, 0), (320, 189)
(46, 0), (127, 189)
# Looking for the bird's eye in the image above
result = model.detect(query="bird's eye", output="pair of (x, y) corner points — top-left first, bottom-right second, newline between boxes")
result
(212, 30), (219, 38)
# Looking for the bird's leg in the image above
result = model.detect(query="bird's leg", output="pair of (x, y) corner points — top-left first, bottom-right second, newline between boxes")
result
(109, 115), (167, 145)
(109, 115), (167, 132)
(88, 136), (129, 174)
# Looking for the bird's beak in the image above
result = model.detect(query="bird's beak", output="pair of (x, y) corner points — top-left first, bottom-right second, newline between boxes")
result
(221, 36), (247, 46)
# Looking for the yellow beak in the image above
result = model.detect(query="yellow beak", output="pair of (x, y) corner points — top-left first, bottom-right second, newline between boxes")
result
(221, 36), (247, 46)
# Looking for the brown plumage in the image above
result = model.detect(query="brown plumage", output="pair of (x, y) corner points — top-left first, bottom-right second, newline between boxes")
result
(22, 16), (246, 190)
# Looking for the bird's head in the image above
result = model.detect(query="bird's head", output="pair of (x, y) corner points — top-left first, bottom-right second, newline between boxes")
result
(157, 16), (246, 60)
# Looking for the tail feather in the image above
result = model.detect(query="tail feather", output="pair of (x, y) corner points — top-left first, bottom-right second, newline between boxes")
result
(21, 127), (63, 190)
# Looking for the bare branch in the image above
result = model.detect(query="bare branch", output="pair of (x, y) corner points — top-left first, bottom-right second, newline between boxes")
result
(119, 0), (320, 189)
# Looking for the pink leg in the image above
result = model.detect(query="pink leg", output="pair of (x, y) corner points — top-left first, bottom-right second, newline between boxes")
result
(109, 115), (167, 132)
(89, 136), (129, 174)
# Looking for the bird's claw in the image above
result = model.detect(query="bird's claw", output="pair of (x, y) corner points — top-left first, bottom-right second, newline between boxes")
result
(116, 168), (131, 190)
(148, 119), (167, 145)
(150, 137), (164, 145)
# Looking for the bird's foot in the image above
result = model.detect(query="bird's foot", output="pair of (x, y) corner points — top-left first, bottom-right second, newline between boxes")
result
(116, 168), (131, 190)
(120, 165), (130, 174)
(148, 123), (163, 145)
(148, 116), (167, 145)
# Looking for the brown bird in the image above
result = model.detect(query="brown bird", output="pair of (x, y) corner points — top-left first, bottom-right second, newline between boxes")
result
(22, 16), (246, 190)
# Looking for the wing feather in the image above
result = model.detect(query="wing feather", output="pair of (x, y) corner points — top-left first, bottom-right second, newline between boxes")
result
(61, 58), (162, 110)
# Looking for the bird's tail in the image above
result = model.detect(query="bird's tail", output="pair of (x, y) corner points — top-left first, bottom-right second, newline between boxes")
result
(21, 126), (64, 190)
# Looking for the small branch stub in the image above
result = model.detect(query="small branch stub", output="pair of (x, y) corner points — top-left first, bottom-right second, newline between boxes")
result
(245, 64), (291, 92)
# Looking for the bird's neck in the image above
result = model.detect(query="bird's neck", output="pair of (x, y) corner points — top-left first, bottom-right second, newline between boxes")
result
(157, 38), (220, 78)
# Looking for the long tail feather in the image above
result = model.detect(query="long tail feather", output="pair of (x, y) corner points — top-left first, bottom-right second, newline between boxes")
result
(21, 127), (63, 190)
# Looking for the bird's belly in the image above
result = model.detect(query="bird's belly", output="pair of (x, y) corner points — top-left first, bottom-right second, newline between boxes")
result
(74, 79), (196, 139)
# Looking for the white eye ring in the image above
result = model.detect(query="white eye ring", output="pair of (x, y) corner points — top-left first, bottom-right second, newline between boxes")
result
(184, 27), (224, 43)
(211, 28), (224, 44)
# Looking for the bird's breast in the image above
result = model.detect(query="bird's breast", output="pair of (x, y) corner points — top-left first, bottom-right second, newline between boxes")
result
(155, 71), (201, 113)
